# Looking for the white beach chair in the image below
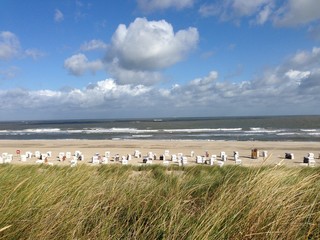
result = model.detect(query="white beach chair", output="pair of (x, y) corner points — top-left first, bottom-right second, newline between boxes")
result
(92, 156), (100, 164)
(66, 152), (71, 159)
(122, 159), (128, 165)
(46, 151), (52, 157)
(262, 151), (268, 158)
(105, 151), (111, 158)
(196, 155), (203, 164)
(164, 150), (170, 157)
(210, 155), (216, 165)
(58, 152), (65, 159)
(134, 150), (140, 158)
(2, 153), (8, 159)
(75, 150), (82, 157)
(101, 157), (108, 164)
(127, 154), (132, 161)
(182, 156), (188, 165)
(190, 151), (194, 157)
(171, 154), (177, 162)
(34, 151), (41, 159)
(70, 158), (77, 167)
(221, 154), (228, 162)
(4, 154), (13, 163)
(36, 159), (44, 164)
(20, 154), (27, 162)
(0, 156), (3, 164)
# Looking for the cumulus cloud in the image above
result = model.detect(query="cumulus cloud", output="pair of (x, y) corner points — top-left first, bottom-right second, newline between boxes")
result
(137, 0), (194, 12)
(2, 46), (320, 119)
(0, 31), (20, 60)
(80, 39), (108, 51)
(107, 18), (198, 71)
(64, 18), (198, 85)
(54, 9), (64, 22)
(64, 53), (104, 76)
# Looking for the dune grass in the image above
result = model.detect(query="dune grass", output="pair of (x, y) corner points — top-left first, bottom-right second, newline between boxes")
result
(0, 164), (319, 239)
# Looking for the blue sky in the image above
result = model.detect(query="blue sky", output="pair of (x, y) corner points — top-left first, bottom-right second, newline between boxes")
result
(1, 0), (320, 120)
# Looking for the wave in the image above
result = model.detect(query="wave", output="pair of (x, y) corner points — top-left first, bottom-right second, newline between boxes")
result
(163, 128), (242, 133)
(0, 128), (159, 135)
(300, 129), (318, 132)
(248, 128), (283, 133)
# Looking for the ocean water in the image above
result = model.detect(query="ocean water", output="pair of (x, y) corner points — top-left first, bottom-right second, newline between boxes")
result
(0, 116), (320, 141)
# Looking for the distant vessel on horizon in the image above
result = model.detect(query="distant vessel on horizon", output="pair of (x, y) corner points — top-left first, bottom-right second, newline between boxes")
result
(153, 119), (163, 122)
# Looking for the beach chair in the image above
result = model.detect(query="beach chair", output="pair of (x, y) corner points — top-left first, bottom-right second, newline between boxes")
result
(210, 155), (216, 165)
(4, 154), (13, 163)
(196, 155), (203, 164)
(105, 151), (111, 158)
(66, 152), (71, 159)
(134, 150), (140, 158)
(2, 153), (8, 159)
(127, 154), (132, 161)
(58, 152), (65, 160)
(70, 158), (77, 167)
(26, 151), (33, 158)
(75, 150), (82, 157)
(182, 156), (188, 165)
(122, 159), (128, 165)
(34, 151), (41, 159)
(190, 151), (194, 157)
(101, 157), (108, 164)
(0, 156), (3, 164)
(285, 153), (294, 159)
(221, 154), (228, 162)
(20, 154), (27, 162)
(171, 154), (177, 162)
(92, 156), (100, 164)
(262, 151), (268, 158)
(164, 150), (170, 157)
(47, 151), (52, 157)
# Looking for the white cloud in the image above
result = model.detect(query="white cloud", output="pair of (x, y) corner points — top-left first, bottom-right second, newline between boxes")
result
(24, 49), (45, 60)
(0, 66), (19, 80)
(199, 0), (274, 24)
(80, 39), (108, 51)
(0, 31), (20, 60)
(199, 0), (320, 28)
(285, 69), (311, 85)
(108, 17), (198, 71)
(137, 0), (194, 12)
(64, 53), (104, 76)
(273, 0), (320, 26)
(54, 9), (64, 22)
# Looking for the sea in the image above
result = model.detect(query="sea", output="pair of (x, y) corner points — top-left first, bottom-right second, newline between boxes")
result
(0, 115), (320, 141)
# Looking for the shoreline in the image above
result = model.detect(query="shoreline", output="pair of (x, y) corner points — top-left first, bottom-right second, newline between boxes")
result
(0, 139), (319, 167)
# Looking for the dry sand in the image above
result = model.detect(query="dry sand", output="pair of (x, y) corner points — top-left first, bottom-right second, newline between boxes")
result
(0, 139), (319, 167)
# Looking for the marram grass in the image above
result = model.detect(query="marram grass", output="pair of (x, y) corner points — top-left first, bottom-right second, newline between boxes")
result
(0, 164), (319, 239)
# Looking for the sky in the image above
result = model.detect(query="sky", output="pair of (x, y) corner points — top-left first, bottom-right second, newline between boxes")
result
(0, 0), (320, 120)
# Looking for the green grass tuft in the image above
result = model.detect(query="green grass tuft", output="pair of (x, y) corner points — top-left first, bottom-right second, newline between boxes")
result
(0, 164), (319, 239)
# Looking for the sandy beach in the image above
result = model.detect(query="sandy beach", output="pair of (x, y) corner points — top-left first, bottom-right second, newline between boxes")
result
(0, 139), (319, 167)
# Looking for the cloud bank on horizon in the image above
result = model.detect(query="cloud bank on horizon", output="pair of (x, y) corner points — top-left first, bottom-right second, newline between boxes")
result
(0, 0), (320, 120)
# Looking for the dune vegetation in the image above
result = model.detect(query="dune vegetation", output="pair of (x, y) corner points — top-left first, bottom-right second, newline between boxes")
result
(0, 164), (319, 239)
